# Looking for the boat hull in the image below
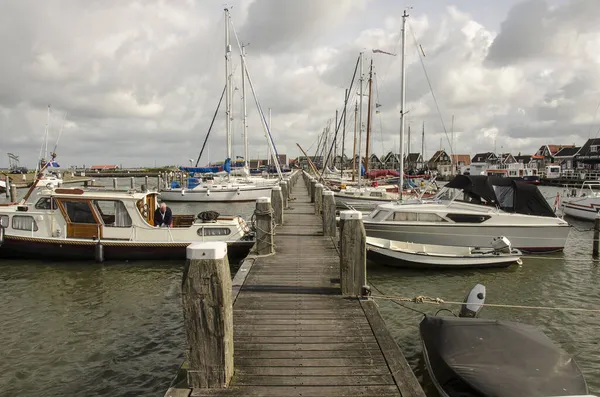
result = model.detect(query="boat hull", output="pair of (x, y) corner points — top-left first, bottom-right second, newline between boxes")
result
(363, 222), (570, 253)
(160, 185), (274, 202)
(366, 243), (520, 269)
(0, 235), (253, 262)
(562, 198), (600, 221)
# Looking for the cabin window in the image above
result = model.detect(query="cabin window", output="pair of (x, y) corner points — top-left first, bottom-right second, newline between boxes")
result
(393, 212), (418, 221)
(197, 227), (231, 236)
(493, 186), (515, 209)
(12, 215), (38, 231)
(63, 201), (97, 224)
(0, 215), (8, 227)
(417, 213), (447, 222)
(371, 210), (389, 221)
(93, 200), (132, 227)
(370, 191), (383, 198)
(35, 197), (57, 210)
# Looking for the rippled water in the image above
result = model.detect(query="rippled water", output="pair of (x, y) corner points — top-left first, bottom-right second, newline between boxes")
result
(0, 181), (599, 395)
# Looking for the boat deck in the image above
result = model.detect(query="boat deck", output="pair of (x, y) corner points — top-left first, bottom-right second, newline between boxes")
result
(168, 176), (425, 397)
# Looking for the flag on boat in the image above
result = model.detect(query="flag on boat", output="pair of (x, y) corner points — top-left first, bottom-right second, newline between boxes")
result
(223, 158), (231, 173)
(372, 49), (396, 56)
(553, 192), (560, 213)
(47, 160), (60, 168)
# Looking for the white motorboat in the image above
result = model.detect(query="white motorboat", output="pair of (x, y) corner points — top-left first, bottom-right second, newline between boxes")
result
(367, 236), (522, 269)
(160, 181), (276, 203)
(0, 185), (252, 261)
(38, 172), (62, 189)
(561, 181), (600, 221)
(363, 175), (571, 253)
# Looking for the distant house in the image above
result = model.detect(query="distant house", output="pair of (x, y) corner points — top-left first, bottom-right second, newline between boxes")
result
(249, 159), (269, 169)
(451, 154), (471, 174)
(574, 138), (600, 171)
(382, 152), (401, 170)
(554, 147), (581, 170)
(429, 150), (452, 176)
(533, 144), (575, 169)
(500, 153), (517, 164)
(515, 155), (533, 165)
(298, 156), (323, 169)
(333, 154), (348, 169)
(471, 152), (499, 165)
(90, 165), (119, 171)
(367, 154), (382, 170)
(405, 153), (424, 171)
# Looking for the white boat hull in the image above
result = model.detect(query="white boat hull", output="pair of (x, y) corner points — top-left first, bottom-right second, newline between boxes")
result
(562, 197), (600, 221)
(160, 185), (274, 202)
(363, 221), (570, 253)
(366, 237), (521, 268)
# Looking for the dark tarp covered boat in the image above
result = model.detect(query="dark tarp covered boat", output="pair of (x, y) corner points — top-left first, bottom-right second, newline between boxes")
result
(420, 316), (589, 397)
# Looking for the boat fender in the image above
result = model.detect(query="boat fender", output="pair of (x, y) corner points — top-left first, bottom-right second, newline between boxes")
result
(237, 187), (241, 195)
(459, 284), (486, 318)
(94, 240), (104, 263)
(361, 284), (371, 297)
(0, 225), (4, 247)
(206, 189), (210, 196)
(181, 189), (185, 196)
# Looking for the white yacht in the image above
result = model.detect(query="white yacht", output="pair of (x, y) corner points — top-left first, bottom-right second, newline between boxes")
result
(561, 181), (600, 221)
(38, 172), (63, 188)
(0, 186), (252, 260)
(363, 175), (571, 253)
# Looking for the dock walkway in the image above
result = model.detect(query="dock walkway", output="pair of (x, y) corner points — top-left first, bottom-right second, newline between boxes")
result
(186, 176), (424, 397)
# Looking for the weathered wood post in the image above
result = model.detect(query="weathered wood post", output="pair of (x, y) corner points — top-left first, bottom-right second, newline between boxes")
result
(314, 183), (323, 215)
(307, 176), (312, 196)
(113, 178), (118, 190)
(144, 176), (149, 191)
(130, 177), (135, 189)
(322, 191), (336, 237)
(339, 210), (367, 297)
(271, 186), (284, 226)
(157, 174), (162, 190)
(182, 242), (233, 388)
(594, 212), (600, 258)
(255, 197), (274, 255)
(279, 181), (289, 209)
(5, 175), (10, 198)
(310, 179), (317, 203)
(9, 185), (17, 203)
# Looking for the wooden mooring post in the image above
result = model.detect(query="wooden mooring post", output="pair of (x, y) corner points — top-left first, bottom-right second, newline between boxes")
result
(279, 181), (289, 208)
(310, 179), (317, 203)
(113, 178), (118, 190)
(339, 210), (367, 297)
(314, 183), (323, 215)
(182, 242), (233, 389)
(322, 190), (336, 237)
(255, 197), (274, 255)
(9, 185), (17, 203)
(130, 177), (135, 189)
(144, 176), (149, 192)
(594, 213), (600, 258)
(271, 186), (284, 226)
(4, 175), (9, 198)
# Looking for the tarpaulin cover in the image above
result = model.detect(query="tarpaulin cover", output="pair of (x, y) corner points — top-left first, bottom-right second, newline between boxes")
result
(419, 316), (588, 397)
(365, 169), (400, 179)
(445, 175), (555, 217)
(179, 166), (220, 173)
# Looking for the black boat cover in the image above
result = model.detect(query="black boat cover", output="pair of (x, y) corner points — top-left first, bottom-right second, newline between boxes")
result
(445, 175), (556, 217)
(420, 316), (588, 397)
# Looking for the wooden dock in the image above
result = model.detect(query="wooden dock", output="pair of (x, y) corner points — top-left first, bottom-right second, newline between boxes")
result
(167, 174), (425, 397)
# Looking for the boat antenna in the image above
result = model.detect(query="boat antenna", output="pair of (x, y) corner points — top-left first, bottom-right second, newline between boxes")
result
(52, 112), (68, 155)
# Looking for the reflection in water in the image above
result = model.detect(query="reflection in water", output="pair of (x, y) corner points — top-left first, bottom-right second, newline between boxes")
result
(0, 181), (599, 395)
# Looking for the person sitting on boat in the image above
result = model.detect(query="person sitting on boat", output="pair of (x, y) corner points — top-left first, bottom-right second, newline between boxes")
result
(154, 203), (172, 227)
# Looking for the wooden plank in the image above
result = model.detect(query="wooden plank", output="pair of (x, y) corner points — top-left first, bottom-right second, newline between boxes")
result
(233, 323), (372, 332)
(236, 366), (391, 376)
(231, 256), (255, 304)
(235, 342), (381, 351)
(231, 319), (371, 326)
(234, 329), (374, 337)
(191, 385), (400, 397)
(234, 335), (377, 344)
(234, 374), (395, 386)
(360, 299), (426, 397)
(235, 349), (385, 359)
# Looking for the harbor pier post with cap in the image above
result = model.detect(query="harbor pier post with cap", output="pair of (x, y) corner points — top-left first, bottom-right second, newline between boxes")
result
(9, 185), (17, 203)
(279, 181), (289, 209)
(314, 183), (323, 215)
(322, 190), (336, 237)
(339, 210), (367, 297)
(310, 179), (317, 203)
(594, 212), (600, 258)
(113, 178), (118, 190)
(255, 197), (274, 255)
(271, 186), (284, 226)
(182, 242), (233, 389)
(130, 177), (135, 189)
(4, 175), (9, 198)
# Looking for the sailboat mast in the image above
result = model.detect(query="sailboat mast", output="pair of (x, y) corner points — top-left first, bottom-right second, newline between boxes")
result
(224, 8), (232, 160)
(407, 124), (411, 160)
(352, 101), (357, 182)
(365, 59), (373, 174)
(241, 46), (248, 168)
(357, 52), (364, 188)
(334, 109), (338, 168)
(398, 10), (408, 200)
(422, 121), (425, 170)
(341, 88), (348, 178)
(268, 108), (272, 166)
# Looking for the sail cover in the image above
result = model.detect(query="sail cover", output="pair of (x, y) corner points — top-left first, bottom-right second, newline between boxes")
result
(420, 316), (588, 397)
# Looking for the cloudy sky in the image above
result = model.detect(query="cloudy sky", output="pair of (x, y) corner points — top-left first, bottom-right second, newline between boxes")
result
(1, 0), (599, 168)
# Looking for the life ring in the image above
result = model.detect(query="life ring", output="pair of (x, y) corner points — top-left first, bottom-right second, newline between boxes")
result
(238, 217), (250, 233)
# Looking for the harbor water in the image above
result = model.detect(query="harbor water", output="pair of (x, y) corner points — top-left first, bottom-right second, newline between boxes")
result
(0, 180), (598, 396)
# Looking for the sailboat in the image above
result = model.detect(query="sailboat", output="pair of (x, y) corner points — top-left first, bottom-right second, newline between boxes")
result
(160, 9), (280, 203)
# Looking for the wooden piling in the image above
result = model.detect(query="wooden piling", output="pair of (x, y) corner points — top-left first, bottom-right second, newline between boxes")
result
(182, 242), (233, 388)
(314, 183), (323, 215)
(144, 176), (149, 192)
(255, 197), (274, 255)
(271, 186), (284, 226)
(113, 178), (118, 190)
(130, 177), (135, 189)
(279, 181), (289, 209)
(339, 210), (367, 297)
(5, 175), (9, 198)
(9, 185), (17, 203)
(158, 175), (162, 191)
(310, 179), (317, 203)
(594, 213), (600, 258)
(322, 190), (336, 237)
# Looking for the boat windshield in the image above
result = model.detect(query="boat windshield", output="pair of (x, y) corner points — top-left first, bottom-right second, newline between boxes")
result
(433, 187), (461, 201)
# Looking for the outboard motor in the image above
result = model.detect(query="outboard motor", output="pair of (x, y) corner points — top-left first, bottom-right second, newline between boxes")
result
(198, 210), (220, 223)
(459, 284), (486, 318)
(491, 236), (512, 254)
